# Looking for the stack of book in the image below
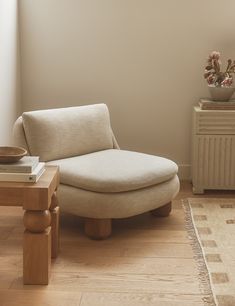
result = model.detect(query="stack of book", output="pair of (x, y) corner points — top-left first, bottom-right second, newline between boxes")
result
(0, 156), (45, 183)
(199, 98), (235, 110)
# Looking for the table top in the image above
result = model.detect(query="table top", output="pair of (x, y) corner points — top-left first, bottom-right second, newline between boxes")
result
(0, 166), (59, 210)
(0, 165), (59, 189)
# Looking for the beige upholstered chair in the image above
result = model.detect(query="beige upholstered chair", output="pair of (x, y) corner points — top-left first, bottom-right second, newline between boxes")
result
(13, 104), (180, 239)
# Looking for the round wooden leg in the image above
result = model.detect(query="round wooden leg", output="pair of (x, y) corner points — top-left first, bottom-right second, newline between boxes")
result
(84, 218), (112, 240)
(23, 210), (51, 233)
(23, 209), (51, 284)
(150, 202), (172, 217)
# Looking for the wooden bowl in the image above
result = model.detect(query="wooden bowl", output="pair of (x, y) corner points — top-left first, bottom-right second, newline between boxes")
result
(0, 146), (27, 163)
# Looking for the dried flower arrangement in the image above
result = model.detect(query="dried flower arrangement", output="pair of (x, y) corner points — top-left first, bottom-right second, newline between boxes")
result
(204, 51), (235, 87)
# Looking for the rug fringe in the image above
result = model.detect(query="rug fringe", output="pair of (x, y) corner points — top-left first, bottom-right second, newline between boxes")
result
(182, 199), (217, 306)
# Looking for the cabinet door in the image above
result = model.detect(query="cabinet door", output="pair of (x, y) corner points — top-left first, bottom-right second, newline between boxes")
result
(192, 135), (235, 190)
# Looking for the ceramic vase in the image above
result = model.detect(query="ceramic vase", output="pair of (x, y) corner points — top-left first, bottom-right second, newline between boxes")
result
(208, 85), (235, 102)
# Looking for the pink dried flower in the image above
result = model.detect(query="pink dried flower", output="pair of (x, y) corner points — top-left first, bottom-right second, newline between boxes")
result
(209, 51), (220, 60)
(204, 51), (235, 87)
(207, 75), (215, 85)
(221, 77), (233, 87)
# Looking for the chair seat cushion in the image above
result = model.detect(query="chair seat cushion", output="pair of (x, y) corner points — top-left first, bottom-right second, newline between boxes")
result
(47, 149), (178, 193)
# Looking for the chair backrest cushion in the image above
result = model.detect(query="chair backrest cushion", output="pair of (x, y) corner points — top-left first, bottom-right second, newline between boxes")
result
(22, 104), (114, 161)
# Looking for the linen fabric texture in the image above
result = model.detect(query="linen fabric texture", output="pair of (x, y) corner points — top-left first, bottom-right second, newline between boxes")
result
(21, 104), (114, 161)
(57, 175), (179, 218)
(13, 103), (180, 219)
(47, 149), (178, 193)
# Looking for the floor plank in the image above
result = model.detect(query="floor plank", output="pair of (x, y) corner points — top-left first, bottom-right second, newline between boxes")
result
(61, 241), (194, 259)
(80, 292), (204, 306)
(0, 289), (82, 306)
(11, 272), (201, 295)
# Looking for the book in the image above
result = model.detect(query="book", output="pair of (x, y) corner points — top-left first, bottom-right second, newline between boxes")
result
(199, 98), (235, 110)
(0, 162), (45, 183)
(0, 156), (39, 173)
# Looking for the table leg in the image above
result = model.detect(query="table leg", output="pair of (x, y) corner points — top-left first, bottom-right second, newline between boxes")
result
(23, 210), (51, 285)
(50, 192), (60, 258)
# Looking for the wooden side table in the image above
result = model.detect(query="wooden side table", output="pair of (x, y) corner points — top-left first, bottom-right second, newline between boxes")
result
(0, 166), (59, 285)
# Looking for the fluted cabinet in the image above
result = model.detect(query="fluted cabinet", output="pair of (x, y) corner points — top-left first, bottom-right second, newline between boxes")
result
(192, 106), (235, 194)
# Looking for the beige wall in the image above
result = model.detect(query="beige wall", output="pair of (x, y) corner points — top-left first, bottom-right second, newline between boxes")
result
(0, 0), (21, 145)
(19, 0), (235, 178)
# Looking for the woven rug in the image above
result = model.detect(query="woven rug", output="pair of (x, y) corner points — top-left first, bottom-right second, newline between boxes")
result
(184, 198), (235, 306)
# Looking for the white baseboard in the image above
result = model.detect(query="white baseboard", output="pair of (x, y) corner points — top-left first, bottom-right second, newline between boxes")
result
(178, 164), (191, 180)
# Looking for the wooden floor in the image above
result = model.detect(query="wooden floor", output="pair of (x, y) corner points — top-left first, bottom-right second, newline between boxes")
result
(1, 181), (235, 306)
